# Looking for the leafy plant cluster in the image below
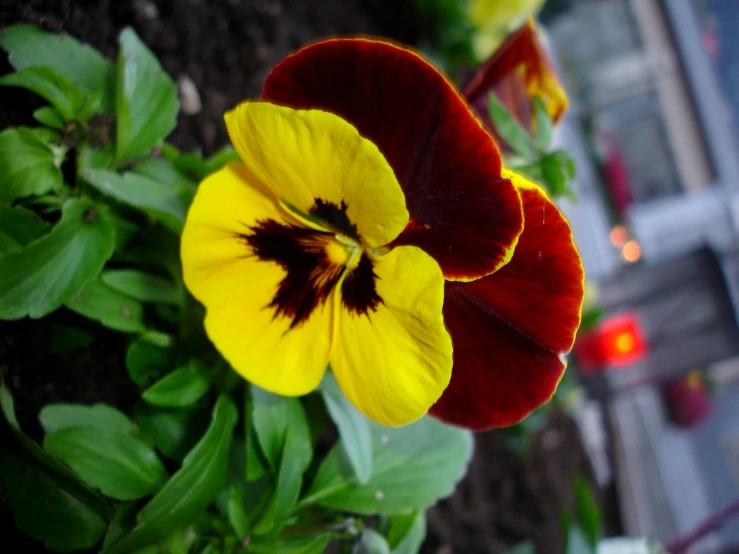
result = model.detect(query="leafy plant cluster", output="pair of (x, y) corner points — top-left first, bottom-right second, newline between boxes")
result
(487, 93), (577, 201)
(0, 25), (473, 554)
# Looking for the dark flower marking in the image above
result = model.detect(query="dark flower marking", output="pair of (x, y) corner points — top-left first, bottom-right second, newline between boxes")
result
(242, 220), (342, 328)
(309, 199), (360, 240)
(242, 219), (381, 328)
(341, 253), (383, 316)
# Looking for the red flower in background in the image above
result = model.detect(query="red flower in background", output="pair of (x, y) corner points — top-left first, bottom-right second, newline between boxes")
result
(261, 38), (583, 429)
(464, 19), (568, 149)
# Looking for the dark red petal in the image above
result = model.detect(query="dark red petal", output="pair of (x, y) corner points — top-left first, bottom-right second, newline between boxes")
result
(430, 182), (584, 429)
(464, 20), (568, 144)
(263, 38), (522, 280)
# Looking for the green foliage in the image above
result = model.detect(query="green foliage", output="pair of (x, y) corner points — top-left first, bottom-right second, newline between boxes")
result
(126, 339), (174, 386)
(0, 126), (66, 203)
(134, 403), (207, 462)
(565, 526), (593, 554)
(0, 203), (49, 255)
(142, 360), (213, 407)
(355, 529), (391, 554)
(304, 416), (473, 515)
(66, 278), (146, 333)
(410, 0), (479, 74)
(106, 396), (237, 553)
(115, 29), (179, 160)
(44, 426), (168, 500)
(533, 96), (554, 151)
(40, 403), (138, 435)
(320, 371), (373, 484)
(0, 199), (115, 319)
(251, 386), (312, 469)
(0, 66), (85, 121)
(573, 474), (602, 549)
(556, 475), (605, 554)
(102, 269), (181, 306)
(0, 24), (115, 112)
(251, 427), (309, 535)
(246, 534), (332, 553)
(386, 511), (426, 554)
(489, 93), (577, 200)
(1, 385), (111, 552)
(82, 169), (189, 234)
(488, 94), (538, 160)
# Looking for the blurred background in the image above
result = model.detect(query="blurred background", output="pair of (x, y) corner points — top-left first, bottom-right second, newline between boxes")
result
(2, 0), (738, 553)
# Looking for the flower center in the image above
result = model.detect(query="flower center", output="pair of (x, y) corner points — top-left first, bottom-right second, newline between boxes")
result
(240, 200), (381, 329)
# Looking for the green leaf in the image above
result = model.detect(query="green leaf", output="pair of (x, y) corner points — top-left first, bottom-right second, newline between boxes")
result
(115, 28), (178, 160)
(83, 169), (188, 233)
(78, 143), (115, 171)
(33, 106), (65, 130)
(0, 66), (84, 121)
(303, 416), (472, 515)
(320, 372), (372, 484)
(227, 486), (250, 539)
(252, 427), (310, 535)
(160, 143), (210, 180)
(251, 386), (312, 469)
(1, 448), (108, 552)
(133, 158), (197, 188)
(0, 126), (65, 203)
(106, 395), (237, 554)
(503, 541), (536, 554)
(533, 96), (554, 151)
(0, 199), (115, 320)
(244, 388), (268, 482)
(573, 475), (601, 549)
(50, 324), (96, 354)
(138, 330), (175, 348)
(142, 360), (212, 408)
(65, 279), (146, 333)
(540, 150), (576, 199)
(389, 511), (426, 554)
(40, 403), (138, 436)
(103, 502), (138, 552)
(126, 339), (173, 386)
(355, 529), (390, 554)
(246, 534), (331, 554)
(488, 93), (538, 159)
(0, 24), (115, 112)
(1, 383), (110, 552)
(44, 426), (168, 500)
(0, 203), (49, 255)
(134, 403), (207, 461)
(102, 269), (181, 305)
(566, 525), (593, 554)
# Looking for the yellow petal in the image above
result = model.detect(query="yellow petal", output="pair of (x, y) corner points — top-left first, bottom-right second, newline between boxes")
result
(225, 101), (409, 247)
(181, 161), (332, 395)
(329, 246), (453, 426)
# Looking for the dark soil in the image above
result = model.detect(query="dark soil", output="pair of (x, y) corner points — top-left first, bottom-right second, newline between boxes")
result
(424, 411), (608, 554)
(0, 2), (606, 553)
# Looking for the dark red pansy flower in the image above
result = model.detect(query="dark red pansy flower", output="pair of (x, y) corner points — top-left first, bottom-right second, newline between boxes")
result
(259, 38), (583, 429)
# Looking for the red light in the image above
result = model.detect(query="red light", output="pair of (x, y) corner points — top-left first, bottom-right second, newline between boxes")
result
(575, 312), (648, 373)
